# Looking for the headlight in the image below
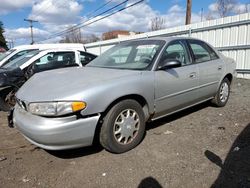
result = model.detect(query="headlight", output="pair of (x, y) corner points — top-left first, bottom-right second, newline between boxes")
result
(28, 101), (86, 116)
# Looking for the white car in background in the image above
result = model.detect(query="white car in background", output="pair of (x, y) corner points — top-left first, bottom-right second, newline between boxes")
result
(0, 49), (97, 110)
(0, 43), (86, 67)
(3, 48), (96, 70)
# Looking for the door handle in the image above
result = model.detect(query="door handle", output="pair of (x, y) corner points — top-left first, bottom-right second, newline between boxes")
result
(189, 72), (196, 78)
(218, 66), (222, 70)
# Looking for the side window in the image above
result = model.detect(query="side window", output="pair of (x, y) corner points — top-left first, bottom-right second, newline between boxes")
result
(79, 52), (96, 66)
(189, 41), (214, 63)
(7, 49), (38, 63)
(34, 51), (76, 71)
(160, 41), (190, 66)
(205, 44), (219, 60)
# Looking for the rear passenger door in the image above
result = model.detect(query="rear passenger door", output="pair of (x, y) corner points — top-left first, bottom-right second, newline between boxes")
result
(187, 40), (223, 100)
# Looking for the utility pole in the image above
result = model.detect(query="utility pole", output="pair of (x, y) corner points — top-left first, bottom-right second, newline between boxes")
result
(201, 8), (204, 22)
(185, 0), (192, 25)
(24, 19), (38, 44)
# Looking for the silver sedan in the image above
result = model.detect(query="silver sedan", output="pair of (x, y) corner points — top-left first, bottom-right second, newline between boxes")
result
(13, 37), (236, 153)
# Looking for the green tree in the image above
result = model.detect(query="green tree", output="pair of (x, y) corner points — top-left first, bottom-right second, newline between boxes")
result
(0, 21), (8, 50)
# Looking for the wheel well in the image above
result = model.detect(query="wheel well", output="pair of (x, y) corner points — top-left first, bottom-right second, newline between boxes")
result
(102, 94), (149, 120)
(92, 94), (150, 145)
(224, 73), (233, 83)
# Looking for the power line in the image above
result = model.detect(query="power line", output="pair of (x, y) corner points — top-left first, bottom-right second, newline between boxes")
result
(40, 0), (144, 43)
(41, 0), (133, 41)
(47, 0), (130, 39)
(86, 0), (113, 18)
(30, 0), (113, 40)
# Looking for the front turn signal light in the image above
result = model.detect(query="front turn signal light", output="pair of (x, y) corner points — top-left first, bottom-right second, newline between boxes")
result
(72, 101), (87, 112)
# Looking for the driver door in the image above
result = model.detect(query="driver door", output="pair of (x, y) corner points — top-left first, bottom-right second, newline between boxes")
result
(153, 40), (199, 118)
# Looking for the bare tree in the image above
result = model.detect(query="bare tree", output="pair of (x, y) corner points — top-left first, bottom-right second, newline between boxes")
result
(60, 27), (83, 43)
(245, 3), (250, 13)
(150, 17), (165, 31)
(216, 0), (236, 17)
(205, 11), (215, 20)
(83, 34), (100, 43)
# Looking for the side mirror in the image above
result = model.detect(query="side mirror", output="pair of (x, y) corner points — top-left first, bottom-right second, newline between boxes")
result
(158, 59), (182, 70)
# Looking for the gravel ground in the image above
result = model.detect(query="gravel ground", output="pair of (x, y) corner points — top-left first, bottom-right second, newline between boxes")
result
(0, 78), (249, 188)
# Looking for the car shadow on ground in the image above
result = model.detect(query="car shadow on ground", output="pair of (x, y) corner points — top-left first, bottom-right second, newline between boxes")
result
(205, 123), (250, 188)
(46, 144), (103, 159)
(137, 176), (163, 188)
(146, 101), (211, 130)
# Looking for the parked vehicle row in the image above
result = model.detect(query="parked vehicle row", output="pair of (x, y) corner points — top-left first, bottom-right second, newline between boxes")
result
(10, 37), (236, 153)
(0, 43), (86, 67)
(0, 45), (97, 111)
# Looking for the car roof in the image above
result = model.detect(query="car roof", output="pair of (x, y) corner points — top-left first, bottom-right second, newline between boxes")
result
(38, 48), (85, 53)
(134, 36), (203, 43)
(12, 43), (85, 50)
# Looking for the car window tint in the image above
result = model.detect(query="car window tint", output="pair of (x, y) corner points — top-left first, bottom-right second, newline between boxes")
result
(3, 50), (40, 69)
(189, 41), (211, 63)
(34, 51), (76, 71)
(205, 44), (219, 60)
(6, 49), (38, 63)
(161, 41), (189, 66)
(87, 40), (165, 70)
(79, 52), (96, 66)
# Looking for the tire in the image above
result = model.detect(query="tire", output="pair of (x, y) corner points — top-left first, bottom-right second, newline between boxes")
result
(100, 99), (145, 153)
(211, 78), (231, 107)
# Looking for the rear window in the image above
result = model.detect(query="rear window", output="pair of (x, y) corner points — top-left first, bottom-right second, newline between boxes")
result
(188, 40), (219, 63)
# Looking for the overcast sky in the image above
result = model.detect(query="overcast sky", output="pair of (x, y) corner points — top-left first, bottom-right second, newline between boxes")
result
(0, 0), (249, 46)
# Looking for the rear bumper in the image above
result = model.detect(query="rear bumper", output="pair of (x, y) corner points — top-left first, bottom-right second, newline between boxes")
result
(13, 106), (100, 150)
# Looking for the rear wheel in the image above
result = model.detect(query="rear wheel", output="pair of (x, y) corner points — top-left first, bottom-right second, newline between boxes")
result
(212, 78), (230, 107)
(100, 99), (145, 153)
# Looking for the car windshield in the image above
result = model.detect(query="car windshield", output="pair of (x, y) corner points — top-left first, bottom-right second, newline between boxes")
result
(0, 49), (16, 61)
(86, 40), (165, 70)
(3, 50), (40, 69)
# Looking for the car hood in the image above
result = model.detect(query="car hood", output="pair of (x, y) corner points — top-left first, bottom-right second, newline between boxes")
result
(17, 67), (142, 102)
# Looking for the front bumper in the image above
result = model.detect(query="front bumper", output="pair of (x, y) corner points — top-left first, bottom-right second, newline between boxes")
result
(13, 106), (100, 150)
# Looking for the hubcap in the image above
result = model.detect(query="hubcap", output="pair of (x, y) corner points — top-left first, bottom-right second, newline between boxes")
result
(113, 109), (140, 145)
(219, 82), (229, 103)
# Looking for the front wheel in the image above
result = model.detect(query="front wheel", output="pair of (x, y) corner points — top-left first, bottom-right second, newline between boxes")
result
(211, 78), (231, 107)
(100, 99), (145, 153)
